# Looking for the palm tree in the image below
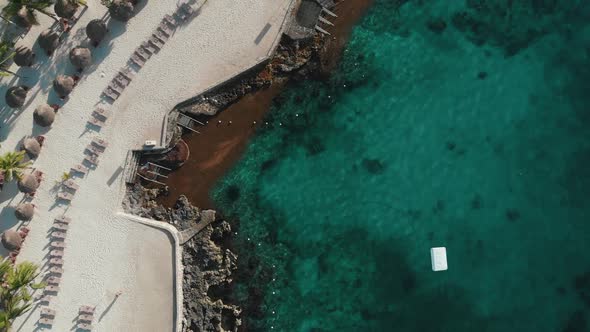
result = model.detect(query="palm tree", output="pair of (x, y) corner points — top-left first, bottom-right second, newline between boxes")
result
(0, 151), (31, 182)
(0, 259), (45, 332)
(2, 0), (58, 26)
(0, 41), (18, 77)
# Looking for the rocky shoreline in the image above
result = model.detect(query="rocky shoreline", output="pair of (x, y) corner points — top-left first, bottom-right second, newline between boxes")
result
(122, 0), (372, 330)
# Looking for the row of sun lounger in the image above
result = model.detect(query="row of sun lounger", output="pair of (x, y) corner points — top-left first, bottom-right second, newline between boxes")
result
(76, 305), (96, 330)
(38, 216), (70, 327)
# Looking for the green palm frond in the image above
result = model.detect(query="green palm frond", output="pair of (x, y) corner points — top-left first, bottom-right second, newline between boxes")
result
(0, 151), (31, 181)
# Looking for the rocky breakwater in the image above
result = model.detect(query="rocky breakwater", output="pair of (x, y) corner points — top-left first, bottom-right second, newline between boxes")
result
(123, 184), (241, 331)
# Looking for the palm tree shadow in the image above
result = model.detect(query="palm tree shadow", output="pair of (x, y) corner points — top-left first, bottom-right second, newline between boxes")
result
(0, 181), (20, 205)
(98, 296), (119, 322)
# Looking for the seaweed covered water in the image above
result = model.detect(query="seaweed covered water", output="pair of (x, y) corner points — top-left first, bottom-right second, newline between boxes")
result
(212, 1), (590, 331)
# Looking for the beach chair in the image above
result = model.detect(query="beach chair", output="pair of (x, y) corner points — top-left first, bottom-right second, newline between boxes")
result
(130, 53), (146, 67)
(55, 216), (71, 224)
(44, 285), (59, 294)
(49, 249), (65, 257)
(120, 67), (135, 79)
(77, 323), (93, 331)
(79, 306), (96, 315)
(71, 164), (89, 175)
(51, 232), (67, 240)
(149, 36), (164, 49)
(85, 144), (103, 156)
(50, 241), (66, 248)
(93, 107), (110, 119)
(49, 258), (64, 266)
(40, 307), (56, 317)
(92, 137), (109, 148)
(137, 44), (152, 57)
(158, 22), (174, 37)
(102, 87), (119, 101)
(163, 14), (177, 27)
(37, 295), (52, 304)
(88, 117), (105, 128)
(49, 266), (63, 274)
(78, 314), (94, 323)
(153, 29), (169, 41)
(63, 179), (80, 190)
(57, 192), (74, 202)
(46, 276), (61, 285)
(52, 223), (68, 231)
(38, 317), (53, 327)
(84, 154), (100, 166)
(143, 40), (160, 53)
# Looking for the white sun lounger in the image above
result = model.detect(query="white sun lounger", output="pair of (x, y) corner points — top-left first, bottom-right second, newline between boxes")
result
(85, 145), (103, 156)
(52, 223), (68, 231)
(44, 286), (59, 294)
(119, 68), (135, 80)
(139, 43), (153, 56)
(84, 155), (100, 166)
(71, 164), (89, 175)
(93, 107), (110, 119)
(78, 314), (94, 322)
(158, 23), (173, 36)
(143, 40), (160, 53)
(102, 88), (119, 101)
(49, 249), (65, 257)
(77, 323), (93, 331)
(149, 36), (164, 48)
(46, 276), (61, 285)
(154, 28), (169, 41)
(57, 192), (74, 202)
(38, 317), (53, 326)
(40, 307), (56, 317)
(79, 306), (96, 315)
(49, 258), (64, 266)
(50, 241), (66, 248)
(37, 295), (52, 304)
(88, 117), (105, 128)
(49, 267), (63, 275)
(92, 138), (109, 148)
(51, 232), (67, 240)
(63, 179), (79, 190)
(131, 53), (146, 67)
(163, 14), (176, 26)
(55, 216), (71, 224)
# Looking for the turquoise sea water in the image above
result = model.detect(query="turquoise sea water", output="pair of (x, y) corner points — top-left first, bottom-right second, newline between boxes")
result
(213, 1), (590, 331)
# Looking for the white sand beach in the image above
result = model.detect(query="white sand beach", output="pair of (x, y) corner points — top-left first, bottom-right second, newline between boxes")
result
(0, 0), (293, 331)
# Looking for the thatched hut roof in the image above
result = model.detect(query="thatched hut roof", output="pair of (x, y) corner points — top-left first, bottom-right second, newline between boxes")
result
(13, 6), (34, 28)
(86, 19), (108, 44)
(39, 29), (60, 55)
(33, 104), (56, 127)
(1, 230), (22, 251)
(54, 0), (78, 19)
(17, 174), (39, 194)
(5, 86), (28, 108)
(14, 203), (34, 221)
(53, 75), (75, 98)
(22, 138), (41, 158)
(14, 45), (35, 67)
(69, 47), (91, 69)
(109, 0), (134, 22)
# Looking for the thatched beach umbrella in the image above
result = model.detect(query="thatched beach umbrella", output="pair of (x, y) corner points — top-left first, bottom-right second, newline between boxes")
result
(54, 0), (78, 19)
(39, 29), (60, 55)
(69, 47), (91, 70)
(14, 45), (35, 67)
(17, 174), (39, 194)
(14, 203), (35, 221)
(53, 75), (75, 98)
(22, 137), (41, 158)
(109, 0), (134, 22)
(86, 19), (108, 45)
(33, 104), (56, 127)
(1, 230), (22, 251)
(5, 86), (28, 108)
(13, 6), (34, 29)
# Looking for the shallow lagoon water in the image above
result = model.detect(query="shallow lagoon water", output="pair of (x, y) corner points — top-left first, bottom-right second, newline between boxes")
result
(213, 1), (590, 331)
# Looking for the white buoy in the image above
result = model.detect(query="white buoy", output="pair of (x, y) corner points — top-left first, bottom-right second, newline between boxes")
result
(430, 247), (448, 272)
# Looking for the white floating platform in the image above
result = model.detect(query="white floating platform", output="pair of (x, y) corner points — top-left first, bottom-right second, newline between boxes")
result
(430, 247), (448, 271)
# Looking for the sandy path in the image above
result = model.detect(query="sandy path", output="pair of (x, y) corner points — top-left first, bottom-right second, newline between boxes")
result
(0, 0), (294, 331)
